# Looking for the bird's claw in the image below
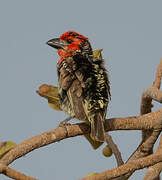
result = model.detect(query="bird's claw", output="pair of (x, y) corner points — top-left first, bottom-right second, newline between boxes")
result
(59, 116), (74, 127)
(58, 116), (75, 137)
(59, 121), (71, 127)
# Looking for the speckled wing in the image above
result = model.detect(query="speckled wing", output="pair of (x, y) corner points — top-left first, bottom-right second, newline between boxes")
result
(57, 57), (88, 120)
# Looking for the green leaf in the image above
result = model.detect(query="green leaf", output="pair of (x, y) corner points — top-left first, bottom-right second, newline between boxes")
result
(93, 49), (103, 60)
(0, 141), (16, 159)
(86, 173), (98, 177)
(36, 84), (62, 111)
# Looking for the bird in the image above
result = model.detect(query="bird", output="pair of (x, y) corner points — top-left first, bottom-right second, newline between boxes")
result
(47, 31), (111, 142)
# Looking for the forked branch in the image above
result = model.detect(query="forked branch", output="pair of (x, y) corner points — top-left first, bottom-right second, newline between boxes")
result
(0, 60), (162, 180)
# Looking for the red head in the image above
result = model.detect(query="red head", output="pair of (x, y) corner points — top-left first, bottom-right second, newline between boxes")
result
(47, 31), (92, 63)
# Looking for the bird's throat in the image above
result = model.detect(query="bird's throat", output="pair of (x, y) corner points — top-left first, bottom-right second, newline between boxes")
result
(57, 48), (74, 64)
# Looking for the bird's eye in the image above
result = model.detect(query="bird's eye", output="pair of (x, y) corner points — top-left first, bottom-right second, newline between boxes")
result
(66, 39), (73, 44)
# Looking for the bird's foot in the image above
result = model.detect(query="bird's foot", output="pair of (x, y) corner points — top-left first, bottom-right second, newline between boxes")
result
(59, 116), (74, 127)
(59, 116), (75, 137)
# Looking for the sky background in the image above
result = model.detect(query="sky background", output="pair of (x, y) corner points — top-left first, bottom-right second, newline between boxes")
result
(0, 0), (162, 179)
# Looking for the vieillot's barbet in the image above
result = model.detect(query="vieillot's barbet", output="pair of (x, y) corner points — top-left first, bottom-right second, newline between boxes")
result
(47, 31), (111, 142)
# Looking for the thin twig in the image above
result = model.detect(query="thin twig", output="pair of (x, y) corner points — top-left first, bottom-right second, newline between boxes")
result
(105, 133), (124, 166)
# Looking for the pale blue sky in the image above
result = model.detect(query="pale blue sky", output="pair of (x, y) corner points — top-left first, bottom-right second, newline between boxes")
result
(0, 1), (162, 179)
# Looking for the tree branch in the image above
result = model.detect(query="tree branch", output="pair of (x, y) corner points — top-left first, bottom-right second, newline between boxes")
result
(0, 164), (37, 180)
(1, 60), (162, 180)
(143, 134), (162, 180)
(111, 60), (162, 180)
(79, 151), (162, 180)
(0, 109), (161, 169)
(141, 59), (162, 180)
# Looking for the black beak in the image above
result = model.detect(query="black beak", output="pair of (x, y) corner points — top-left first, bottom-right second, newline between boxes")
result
(46, 38), (66, 49)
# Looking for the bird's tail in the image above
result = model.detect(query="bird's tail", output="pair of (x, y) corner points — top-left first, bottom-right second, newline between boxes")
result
(90, 112), (105, 142)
